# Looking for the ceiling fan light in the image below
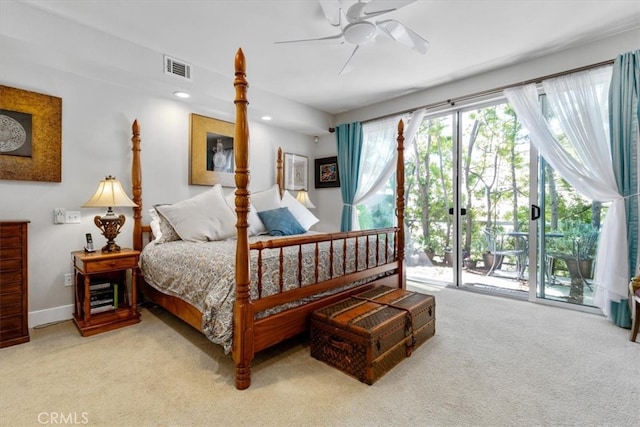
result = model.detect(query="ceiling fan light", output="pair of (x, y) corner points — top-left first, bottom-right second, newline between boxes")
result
(343, 21), (377, 45)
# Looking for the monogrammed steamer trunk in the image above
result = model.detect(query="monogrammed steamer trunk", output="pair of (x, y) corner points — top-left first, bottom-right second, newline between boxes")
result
(310, 285), (435, 384)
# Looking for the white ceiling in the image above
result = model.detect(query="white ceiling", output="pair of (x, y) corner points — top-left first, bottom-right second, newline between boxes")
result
(19, 0), (640, 117)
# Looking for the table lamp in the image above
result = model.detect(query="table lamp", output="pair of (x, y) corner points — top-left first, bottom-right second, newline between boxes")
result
(296, 189), (316, 209)
(82, 175), (138, 252)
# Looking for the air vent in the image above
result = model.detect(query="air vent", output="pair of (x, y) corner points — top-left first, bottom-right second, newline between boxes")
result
(164, 55), (192, 81)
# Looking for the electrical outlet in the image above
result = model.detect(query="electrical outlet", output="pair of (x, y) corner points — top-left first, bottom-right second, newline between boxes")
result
(64, 273), (73, 287)
(65, 211), (81, 224)
(54, 208), (66, 224)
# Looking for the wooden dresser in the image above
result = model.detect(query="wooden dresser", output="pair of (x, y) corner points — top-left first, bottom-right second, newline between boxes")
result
(0, 220), (30, 348)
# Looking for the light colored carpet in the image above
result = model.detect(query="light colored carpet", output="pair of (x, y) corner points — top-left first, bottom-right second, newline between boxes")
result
(1, 282), (637, 427)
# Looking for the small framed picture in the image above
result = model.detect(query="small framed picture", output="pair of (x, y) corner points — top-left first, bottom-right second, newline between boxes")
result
(284, 152), (308, 191)
(315, 156), (340, 188)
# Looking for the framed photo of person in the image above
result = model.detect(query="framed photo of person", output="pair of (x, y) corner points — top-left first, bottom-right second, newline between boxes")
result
(314, 156), (340, 188)
(189, 113), (235, 187)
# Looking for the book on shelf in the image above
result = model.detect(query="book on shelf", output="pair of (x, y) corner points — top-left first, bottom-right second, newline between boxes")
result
(88, 283), (118, 313)
(90, 288), (114, 301)
(89, 281), (111, 291)
(91, 298), (114, 307)
(91, 304), (115, 314)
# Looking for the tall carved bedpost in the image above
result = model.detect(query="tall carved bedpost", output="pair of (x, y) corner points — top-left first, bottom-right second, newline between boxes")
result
(396, 119), (406, 289)
(276, 147), (284, 198)
(232, 48), (254, 390)
(131, 119), (143, 252)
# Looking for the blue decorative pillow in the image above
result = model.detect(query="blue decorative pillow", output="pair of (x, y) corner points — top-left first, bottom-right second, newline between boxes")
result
(257, 207), (306, 237)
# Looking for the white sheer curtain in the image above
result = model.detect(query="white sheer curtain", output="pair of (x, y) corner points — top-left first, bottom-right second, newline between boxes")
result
(505, 66), (629, 316)
(351, 109), (426, 229)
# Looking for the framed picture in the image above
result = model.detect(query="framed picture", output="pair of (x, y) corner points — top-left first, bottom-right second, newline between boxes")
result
(0, 85), (62, 182)
(283, 152), (308, 191)
(315, 156), (340, 188)
(189, 113), (235, 186)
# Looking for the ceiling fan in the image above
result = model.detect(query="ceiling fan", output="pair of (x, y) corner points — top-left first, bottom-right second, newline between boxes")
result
(275, 0), (429, 74)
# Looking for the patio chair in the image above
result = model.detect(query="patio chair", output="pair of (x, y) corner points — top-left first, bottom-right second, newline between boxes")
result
(483, 229), (525, 278)
(547, 232), (597, 291)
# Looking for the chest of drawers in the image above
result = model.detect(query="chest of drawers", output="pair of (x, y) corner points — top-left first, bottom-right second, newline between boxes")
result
(0, 220), (30, 348)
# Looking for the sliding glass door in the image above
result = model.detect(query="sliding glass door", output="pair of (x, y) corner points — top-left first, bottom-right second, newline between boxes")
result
(404, 113), (456, 286)
(405, 101), (533, 293)
(457, 102), (532, 293)
(393, 93), (601, 310)
(538, 159), (601, 306)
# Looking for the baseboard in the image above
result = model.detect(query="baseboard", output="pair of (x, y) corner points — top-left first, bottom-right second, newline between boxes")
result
(29, 304), (74, 328)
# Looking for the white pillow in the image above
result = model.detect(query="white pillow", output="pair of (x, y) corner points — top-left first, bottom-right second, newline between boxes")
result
(281, 190), (319, 231)
(251, 184), (282, 213)
(156, 185), (237, 242)
(224, 191), (267, 236)
(148, 208), (162, 241)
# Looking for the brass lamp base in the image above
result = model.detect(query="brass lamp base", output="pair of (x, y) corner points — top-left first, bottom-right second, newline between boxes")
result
(94, 213), (126, 252)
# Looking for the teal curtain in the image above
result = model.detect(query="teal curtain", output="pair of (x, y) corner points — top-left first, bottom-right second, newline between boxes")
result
(336, 122), (363, 231)
(609, 49), (640, 327)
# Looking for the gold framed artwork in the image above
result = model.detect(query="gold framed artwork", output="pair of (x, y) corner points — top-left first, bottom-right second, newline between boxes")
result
(284, 152), (309, 191)
(0, 85), (62, 182)
(189, 113), (235, 186)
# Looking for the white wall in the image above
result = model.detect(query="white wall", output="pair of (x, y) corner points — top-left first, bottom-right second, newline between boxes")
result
(0, 2), (318, 327)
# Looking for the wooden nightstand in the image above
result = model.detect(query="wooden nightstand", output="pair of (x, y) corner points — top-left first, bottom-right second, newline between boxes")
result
(72, 249), (141, 336)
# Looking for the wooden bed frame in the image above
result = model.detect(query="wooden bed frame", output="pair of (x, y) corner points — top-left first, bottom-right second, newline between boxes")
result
(131, 48), (407, 390)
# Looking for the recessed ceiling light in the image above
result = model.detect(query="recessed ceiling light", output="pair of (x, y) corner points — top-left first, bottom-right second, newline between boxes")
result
(173, 91), (190, 98)
(261, 116), (272, 121)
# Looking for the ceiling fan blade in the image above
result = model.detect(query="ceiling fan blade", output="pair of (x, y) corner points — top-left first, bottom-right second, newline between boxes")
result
(376, 19), (429, 54)
(319, 0), (342, 26)
(362, 0), (417, 18)
(274, 32), (344, 45)
(339, 45), (360, 75)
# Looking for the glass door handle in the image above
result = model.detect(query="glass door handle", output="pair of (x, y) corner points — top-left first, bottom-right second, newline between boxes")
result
(531, 204), (541, 220)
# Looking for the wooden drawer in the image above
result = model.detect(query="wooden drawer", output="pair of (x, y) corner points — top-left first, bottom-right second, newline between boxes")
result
(0, 224), (23, 239)
(0, 235), (22, 249)
(0, 292), (23, 317)
(0, 315), (25, 337)
(0, 273), (22, 294)
(0, 246), (22, 260)
(77, 256), (138, 274)
(0, 258), (21, 271)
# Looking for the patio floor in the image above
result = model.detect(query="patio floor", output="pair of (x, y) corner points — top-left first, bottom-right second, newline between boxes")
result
(406, 264), (595, 306)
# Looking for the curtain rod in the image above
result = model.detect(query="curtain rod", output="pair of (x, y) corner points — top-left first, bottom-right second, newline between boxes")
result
(328, 58), (614, 132)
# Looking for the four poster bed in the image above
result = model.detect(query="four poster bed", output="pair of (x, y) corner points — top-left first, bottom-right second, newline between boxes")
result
(131, 48), (407, 390)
